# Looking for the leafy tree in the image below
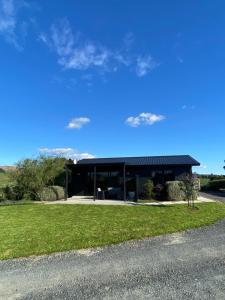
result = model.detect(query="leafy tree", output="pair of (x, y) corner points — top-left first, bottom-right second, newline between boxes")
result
(40, 156), (67, 186)
(10, 156), (67, 200)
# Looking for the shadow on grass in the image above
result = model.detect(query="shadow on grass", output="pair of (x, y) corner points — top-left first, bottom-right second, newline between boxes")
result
(128, 202), (173, 208)
(0, 200), (37, 207)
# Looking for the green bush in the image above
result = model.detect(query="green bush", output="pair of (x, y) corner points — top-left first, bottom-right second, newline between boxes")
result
(0, 188), (4, 201)
(143, 179), (154, 199)
(205, 179), (225, 191)
(165, 181), (186, 201)
(166, 179), (199, 202)
(1, 184), (23, 201)
(37, 186), (65, 201)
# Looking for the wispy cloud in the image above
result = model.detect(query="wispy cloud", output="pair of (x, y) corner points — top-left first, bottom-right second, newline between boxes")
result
(40, 19), (110, 72)
(39, 147), (95, 161)
(182, 105), (196, 110)
(126, 112), (165, 127)
(67, 117), (90, 129)
(136, 56), (159, 77)
(40, 19), (159, 78)
(0, 0), (28, 50)
(123, 32), (135, 50)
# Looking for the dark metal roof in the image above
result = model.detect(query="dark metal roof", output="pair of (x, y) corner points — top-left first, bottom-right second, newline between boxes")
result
(77, 155), (200, 166)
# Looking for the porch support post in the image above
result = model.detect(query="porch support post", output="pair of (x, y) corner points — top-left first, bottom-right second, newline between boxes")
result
(135, 175), (139, 201)
(123, 164), (126, 201)
(94, 165), (96, 201)
(65, 165), (69, 201)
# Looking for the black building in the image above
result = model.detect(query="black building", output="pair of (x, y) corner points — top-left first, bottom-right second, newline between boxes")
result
(67, 155), (200, 200)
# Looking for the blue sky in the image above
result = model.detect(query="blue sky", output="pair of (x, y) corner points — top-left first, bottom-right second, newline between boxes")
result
(0, 0), (225, 174)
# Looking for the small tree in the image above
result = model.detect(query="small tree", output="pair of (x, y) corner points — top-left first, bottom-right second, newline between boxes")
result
(181, 174), (199, 208)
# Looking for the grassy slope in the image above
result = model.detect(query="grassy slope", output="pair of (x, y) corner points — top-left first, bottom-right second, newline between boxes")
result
(1, 202), (225, 260)
(0, 172), (11, 188)
(200, 177), (210, 189)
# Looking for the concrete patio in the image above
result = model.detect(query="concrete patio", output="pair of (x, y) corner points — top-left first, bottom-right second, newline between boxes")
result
(45, 195), (215, 206)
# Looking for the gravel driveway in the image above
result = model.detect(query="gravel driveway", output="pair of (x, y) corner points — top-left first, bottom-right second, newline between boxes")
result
(1, 219), (225, 299)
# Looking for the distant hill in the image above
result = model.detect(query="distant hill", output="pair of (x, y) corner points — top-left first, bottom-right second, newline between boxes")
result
(0, 166), (16, 172)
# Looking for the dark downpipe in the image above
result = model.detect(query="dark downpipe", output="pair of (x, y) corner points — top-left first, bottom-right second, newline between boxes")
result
(65, 165), (69, 201)
(123, 164), (126, 201)
(93, 166), (96, 201)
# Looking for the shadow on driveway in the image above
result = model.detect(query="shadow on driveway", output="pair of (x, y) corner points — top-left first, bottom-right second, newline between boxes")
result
(200, 191), (225, 202)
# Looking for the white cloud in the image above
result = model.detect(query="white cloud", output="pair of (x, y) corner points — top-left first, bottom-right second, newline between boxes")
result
(195, 164), (207, 169)
(39, 147), (95, 161)
(40, 19), (159, 77)
(136, 56), (159, 77)
(0, 0), (28, 49)
(67, 117), (90, 129)
(126, 112), (165, 127)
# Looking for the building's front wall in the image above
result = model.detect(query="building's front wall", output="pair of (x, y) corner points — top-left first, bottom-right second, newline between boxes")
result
(68, 164), (192, 198)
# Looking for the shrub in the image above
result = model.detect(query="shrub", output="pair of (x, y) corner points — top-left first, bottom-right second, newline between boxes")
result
(37, 186), (65, 201)
(154, 184), (165, 200)
(166, 177), (199, 203)
(1, 184), (23, 201)
(165, 181), (186, 201)
(205, 179), (225, 191)
(0, 188), (4, 201)
(143, 179), (154, 199)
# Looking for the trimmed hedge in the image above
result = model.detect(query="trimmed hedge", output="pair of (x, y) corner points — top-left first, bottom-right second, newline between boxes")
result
(165, 181), (186, 201)
(37, 185), (65, 201)
(205, 179), (225, 191)
(165, 180), (199, 201)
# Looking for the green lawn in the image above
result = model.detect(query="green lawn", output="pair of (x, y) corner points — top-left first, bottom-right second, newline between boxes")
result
(0, 172), (10, 188)
(1, 202), (225, 260)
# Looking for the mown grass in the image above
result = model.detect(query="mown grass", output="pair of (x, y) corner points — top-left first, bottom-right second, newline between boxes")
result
(1, 202), (225, 260)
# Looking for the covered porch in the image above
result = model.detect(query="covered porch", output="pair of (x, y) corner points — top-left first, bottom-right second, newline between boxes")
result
(67, 163), (128, 201)
(66, 163), (182, 201)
